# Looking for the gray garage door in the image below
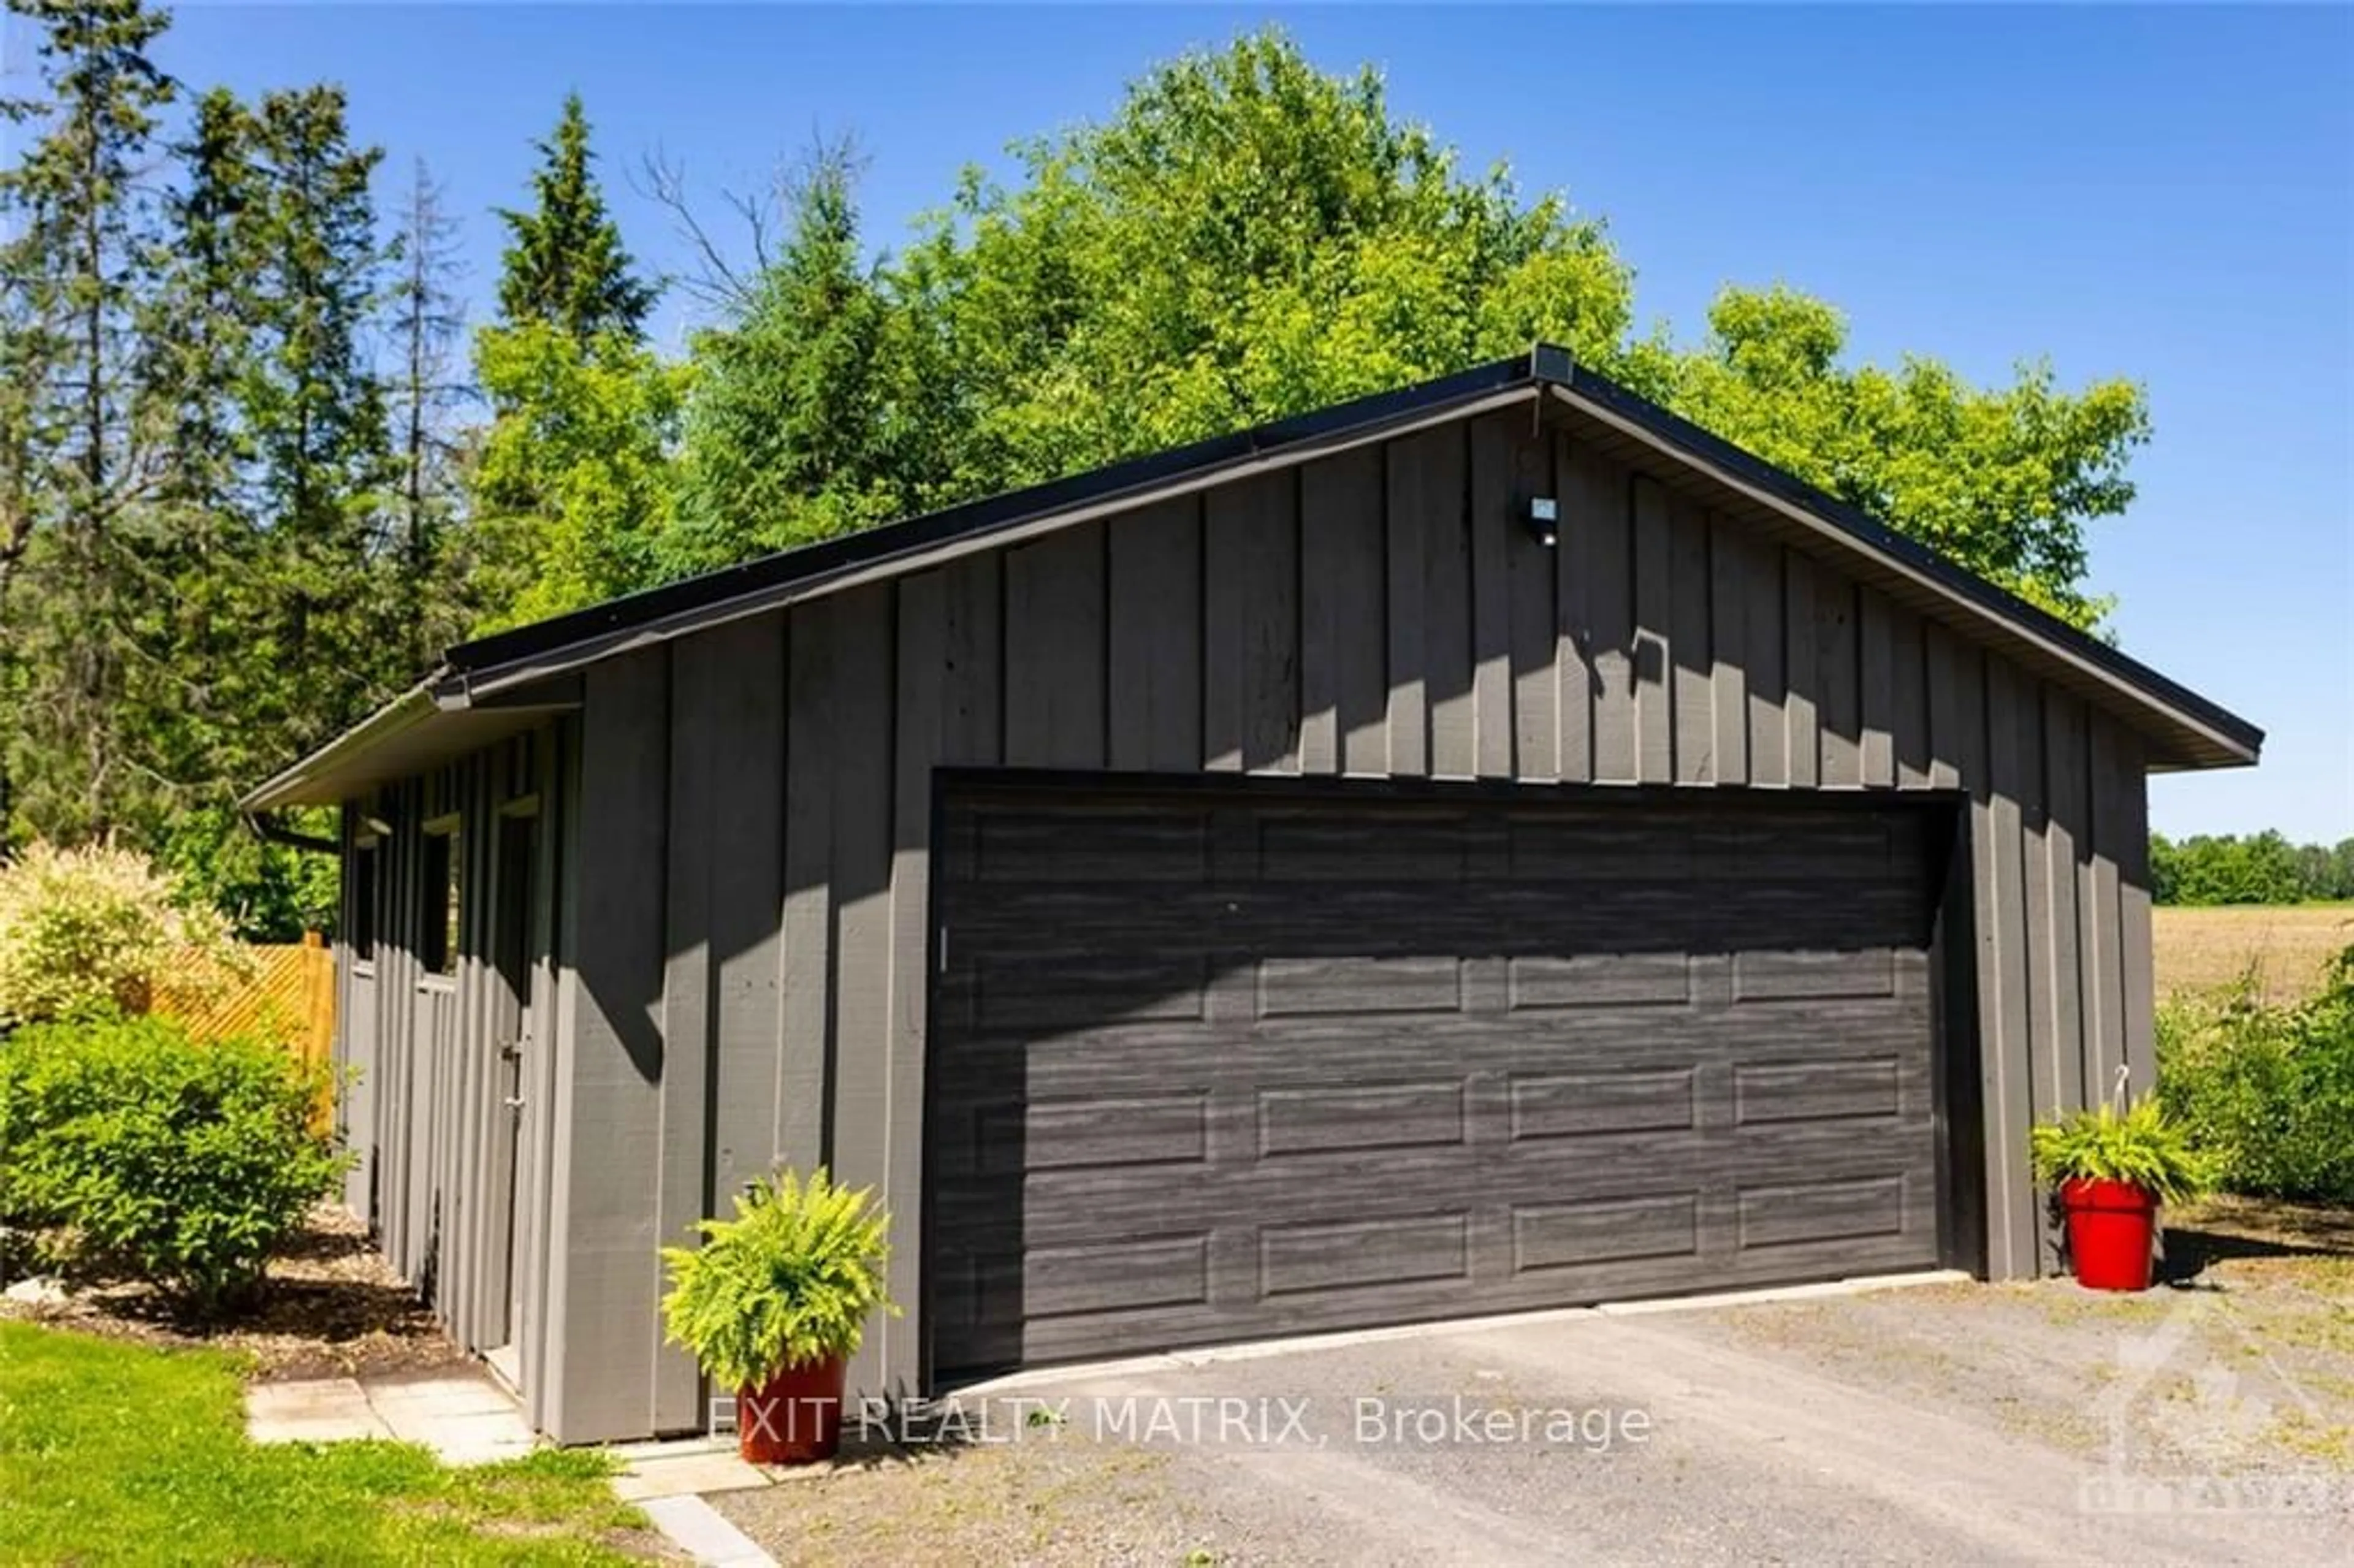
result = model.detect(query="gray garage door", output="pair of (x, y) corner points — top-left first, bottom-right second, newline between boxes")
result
(928, 785), (1946, 1380)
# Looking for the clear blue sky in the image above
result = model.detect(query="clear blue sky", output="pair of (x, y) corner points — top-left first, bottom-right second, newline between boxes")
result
(135, 4), (2352, 840)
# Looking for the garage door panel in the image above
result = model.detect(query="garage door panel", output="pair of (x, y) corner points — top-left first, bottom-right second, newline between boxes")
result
(929, 786), (1947, 1379)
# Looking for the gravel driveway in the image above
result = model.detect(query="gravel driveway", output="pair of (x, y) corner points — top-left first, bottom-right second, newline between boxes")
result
(715, 1200), (2352, 1566)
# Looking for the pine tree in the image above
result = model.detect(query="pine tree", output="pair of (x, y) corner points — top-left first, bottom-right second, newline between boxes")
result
(234, 85), (401, 759)
(130, 86), (262, 831)
(387, 157), (469, 670)
(672, 140), (893, 573)
(0, 0), (175, 842)
(495, 92), (655, 346)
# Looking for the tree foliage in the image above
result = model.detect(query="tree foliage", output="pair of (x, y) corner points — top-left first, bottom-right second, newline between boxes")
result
(493, 92), (655, 348)
(0, 1), (409, 935)
(467, 321), (688, 630)
(607, 29), (2151, 638)
(0, 16), (2191, 946)
(2152, 831), (2354, 906)
(0, 0), (175, 843)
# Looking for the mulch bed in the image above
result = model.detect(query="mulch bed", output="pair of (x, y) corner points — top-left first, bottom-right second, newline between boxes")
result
(0, 1203), (465, 1382)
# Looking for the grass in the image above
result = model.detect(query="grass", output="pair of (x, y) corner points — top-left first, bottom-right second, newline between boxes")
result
(2153, 902), (2353, 1003)
(0, 1322), (653, 1566)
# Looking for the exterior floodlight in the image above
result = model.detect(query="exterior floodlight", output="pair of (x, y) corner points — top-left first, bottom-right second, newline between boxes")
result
(1526, 496), (1560, 547)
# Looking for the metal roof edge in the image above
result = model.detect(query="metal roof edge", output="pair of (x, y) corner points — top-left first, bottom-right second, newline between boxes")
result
(237, 679), (446, 813)
(443, 349), (1555, 681)
(1541, 375), (2262, 764)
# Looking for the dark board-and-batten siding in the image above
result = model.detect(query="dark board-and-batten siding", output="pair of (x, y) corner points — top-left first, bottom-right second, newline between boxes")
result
(524, 405), (2155, 1442)
(335, 728), (563, 1430)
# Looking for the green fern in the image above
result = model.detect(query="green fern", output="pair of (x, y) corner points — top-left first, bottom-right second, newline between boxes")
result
(660, 1167), (897, 1389)
(2028, 1095), (2212, 1206)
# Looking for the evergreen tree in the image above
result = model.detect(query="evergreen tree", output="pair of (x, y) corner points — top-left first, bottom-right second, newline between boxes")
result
(387, 156), (470, 670)
(233, 85), (402, 761)
(494, 92), (655, 346)
(0, 0), (175, 842)
(670, 140), (894, 574)
(131, 86), (262, 834)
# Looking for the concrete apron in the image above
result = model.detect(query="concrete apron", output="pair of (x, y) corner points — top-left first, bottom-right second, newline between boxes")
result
(957, 1267), (1972, 1398)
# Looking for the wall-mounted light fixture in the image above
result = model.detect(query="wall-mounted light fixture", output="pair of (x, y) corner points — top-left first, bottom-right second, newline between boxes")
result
(1525, 496), (1560, 548)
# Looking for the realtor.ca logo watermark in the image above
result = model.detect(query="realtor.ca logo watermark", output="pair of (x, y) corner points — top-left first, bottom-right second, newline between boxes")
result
(714, 1392), (1653, 1453)
(2078, 1294), (2347, 1515)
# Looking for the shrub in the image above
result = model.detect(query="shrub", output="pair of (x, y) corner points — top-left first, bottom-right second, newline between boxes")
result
(0, 841), (251, 1029)
(661, 1168), (896, 1390)
(0, 1014), (348, 1314)
(2158, 945), (2354, 1202)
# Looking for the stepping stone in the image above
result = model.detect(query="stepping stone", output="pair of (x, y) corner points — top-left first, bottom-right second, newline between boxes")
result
(247, 1377), (393, 1444)
(612, 1449), (771, 1501)
(362, 1370), (535, 1464)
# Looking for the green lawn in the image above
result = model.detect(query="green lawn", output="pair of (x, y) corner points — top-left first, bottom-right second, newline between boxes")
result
(0, 1322), (651, 1566)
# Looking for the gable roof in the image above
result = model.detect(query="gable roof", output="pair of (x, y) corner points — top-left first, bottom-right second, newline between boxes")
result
(243, 346), (2258, 810)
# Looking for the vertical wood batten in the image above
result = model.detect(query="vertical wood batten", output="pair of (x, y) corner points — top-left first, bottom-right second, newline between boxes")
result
(1403, 424), (1474, 776)
(1669, 496), (1713, 783)
(1782, 552), (1820, 788)
(553, 647), (671, 1441)
(2043, 690), (2090, 1125)
(828, 583), (897, 1213)
(1707, 514), (1749, 786)
(1468, 411), (1517, 778)
(2116, 728), (2157, 1092)
(1892, 606), (1931, 789)
(886, 572), (948, 1398)
(1003, 522), (1106, 769)
(703, 615), (787, 1206)
(2015, 680), (2063, 1263)
(1384, 437), (1431, 775)
(1632, 477), (1673, 785)
(779, 607), (832, 1173)
(1818, 577), (1862, 787)
(1860, 589), (1898, 787)
(1300, 449), (1386, 776)
(1554, 436), (1601, 783)
(1588, 462), (1637, 782)
(1204, 472), (1300, 774)
(1504, 424), (1558, 781)
(2084, 715), (2131, 1097)
(1107, 497), (1203, 773)
(1743, 534), (1786, 786)
(657, 643), (717, 1432)
(1982, 655), (2041, 1278)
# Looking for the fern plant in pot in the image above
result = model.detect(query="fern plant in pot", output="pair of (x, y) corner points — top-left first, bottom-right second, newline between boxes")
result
(661, 1168), (896, 1464)
(2030, 1093), (2209, 1293)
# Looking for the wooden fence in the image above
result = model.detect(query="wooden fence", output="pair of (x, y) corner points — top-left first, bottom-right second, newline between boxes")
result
(153, 933), (335, 1128)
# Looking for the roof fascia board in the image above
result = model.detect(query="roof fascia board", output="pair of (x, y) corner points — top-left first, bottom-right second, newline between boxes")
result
(444, 383), (1540, 703)
(1544, 382), (2260, 767)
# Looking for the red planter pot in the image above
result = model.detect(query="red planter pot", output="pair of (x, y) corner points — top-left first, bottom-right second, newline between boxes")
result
(736, 1356), (847, 1464)
(2060, 1177), (2158, 1292)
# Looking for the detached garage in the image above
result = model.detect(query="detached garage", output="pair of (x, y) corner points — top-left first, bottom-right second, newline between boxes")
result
(242, 347), (2260, 1444)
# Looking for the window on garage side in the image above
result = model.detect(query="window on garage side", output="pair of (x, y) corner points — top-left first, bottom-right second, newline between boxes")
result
(351, 839), (379, 965)
(422, 823), (460, 976)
